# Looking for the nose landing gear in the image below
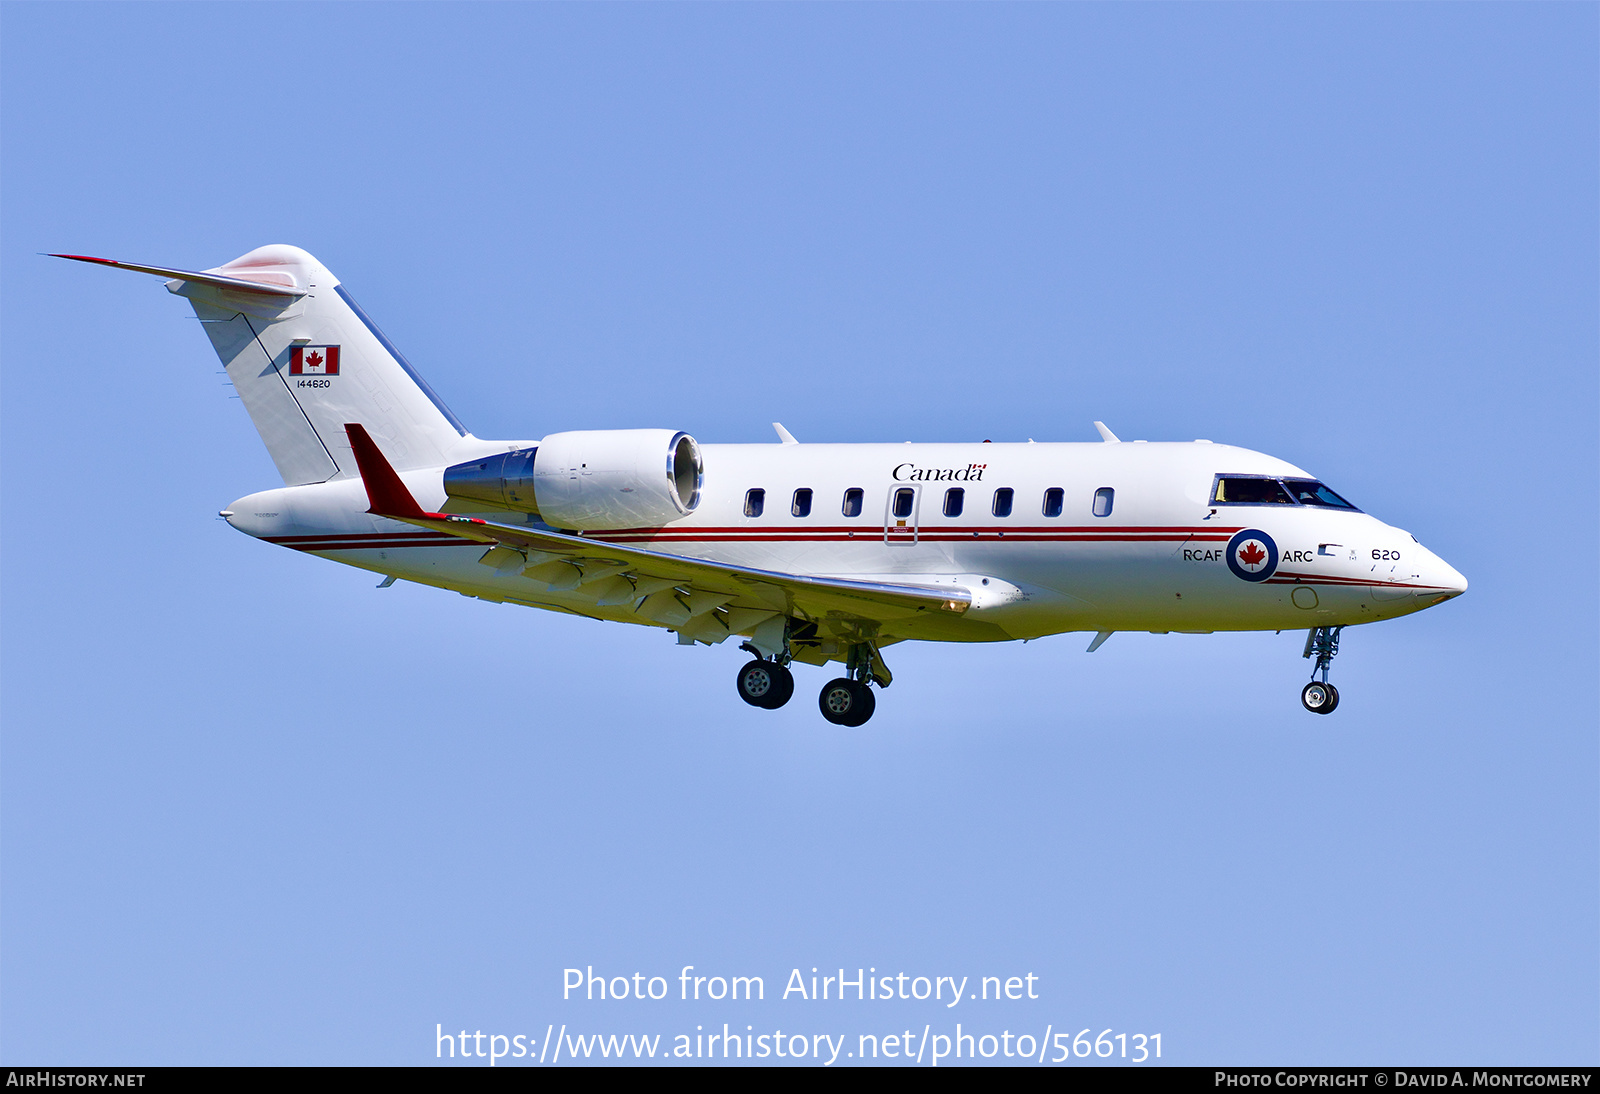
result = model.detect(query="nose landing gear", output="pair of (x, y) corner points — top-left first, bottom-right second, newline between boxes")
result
(1301, 680), (1339, 714)
(1300, 626), (1344, 714)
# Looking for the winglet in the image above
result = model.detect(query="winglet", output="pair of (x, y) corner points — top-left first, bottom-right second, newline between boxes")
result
(345, 423), (429, 519)
(773, 422), (799, 445)
(1093, 421), (1121, 443)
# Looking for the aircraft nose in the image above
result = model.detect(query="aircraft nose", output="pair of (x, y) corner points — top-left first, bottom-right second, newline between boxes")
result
(1430, 554), (1468, 602)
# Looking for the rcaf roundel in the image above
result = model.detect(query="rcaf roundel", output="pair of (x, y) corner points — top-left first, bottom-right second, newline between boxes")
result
(1226, 528), (1278, 582)
(290, 345), (340, 375)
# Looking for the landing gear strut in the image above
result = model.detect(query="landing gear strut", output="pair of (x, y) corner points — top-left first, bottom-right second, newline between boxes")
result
(735, 642), (794, 709)
(818, 643), (882, 727)
(1301, 625), (1343, 715)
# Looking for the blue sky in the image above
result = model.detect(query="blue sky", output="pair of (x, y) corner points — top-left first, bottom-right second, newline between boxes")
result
(2, 2), (1594, 1065)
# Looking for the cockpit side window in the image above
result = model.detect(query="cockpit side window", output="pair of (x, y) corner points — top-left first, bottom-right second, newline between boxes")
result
(1212, 476), (1296, 506)
(1283, 479), (1359, 510)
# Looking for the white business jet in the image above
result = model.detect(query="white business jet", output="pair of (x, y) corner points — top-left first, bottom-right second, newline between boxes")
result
(56, 245), (1467, 725)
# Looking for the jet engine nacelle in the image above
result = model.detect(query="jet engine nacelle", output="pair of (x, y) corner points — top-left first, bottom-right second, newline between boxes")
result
(443, 429), (703, 530)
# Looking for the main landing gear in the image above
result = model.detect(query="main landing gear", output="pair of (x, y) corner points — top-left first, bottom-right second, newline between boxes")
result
(817, 642), (884, 727)
(1300, 625), (1344, 715)
(735, 640), (885, 726)
(735, 648), (795, 710)
(818, 677), (875, 727)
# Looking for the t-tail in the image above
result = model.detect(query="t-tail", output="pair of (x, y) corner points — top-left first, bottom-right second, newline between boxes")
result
(53, 245), (481, 485)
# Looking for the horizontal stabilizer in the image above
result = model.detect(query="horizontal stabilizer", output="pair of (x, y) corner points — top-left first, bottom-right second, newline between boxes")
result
(49, 253), (306, 298)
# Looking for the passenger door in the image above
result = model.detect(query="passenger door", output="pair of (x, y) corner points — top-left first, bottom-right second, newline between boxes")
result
(885, 484), (920, 546)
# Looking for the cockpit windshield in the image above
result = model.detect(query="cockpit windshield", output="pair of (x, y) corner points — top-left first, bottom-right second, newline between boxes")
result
(1212, 475), (1360, 511)
(1282, 479), (1358, 509)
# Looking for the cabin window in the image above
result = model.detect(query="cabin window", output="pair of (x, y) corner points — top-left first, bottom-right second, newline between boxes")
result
(891, 487), (915, 519)
(1212, 477), (1295, 506)
(744, 489), (765, 518)
(944, 487), (965, 517)
(791, 488), (813, 517)
(1092, 487), (1114, 517)
(1282, 479), (1359, 510)
(992, 488), (1014, 518)
(1042, 487), (1064, 518)
(842, 488), (864, 517)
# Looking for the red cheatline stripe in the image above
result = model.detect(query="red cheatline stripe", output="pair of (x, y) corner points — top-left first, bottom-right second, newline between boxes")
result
(263, 530), (1231, 548)
(1271, 572), (1397, 585)
(596, 534), (1231, 544)
(1267, 573), (1454, 591)
(592, 524), (1242, 537)
(600, 537), (1233, 543)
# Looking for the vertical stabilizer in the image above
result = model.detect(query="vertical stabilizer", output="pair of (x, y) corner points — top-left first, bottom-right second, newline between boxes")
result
(171, 245), (469, 485)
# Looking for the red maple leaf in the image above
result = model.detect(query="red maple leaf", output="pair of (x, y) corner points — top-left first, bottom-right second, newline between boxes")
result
(1238, 541), (1267, 567)
(306, 350), (323, 369)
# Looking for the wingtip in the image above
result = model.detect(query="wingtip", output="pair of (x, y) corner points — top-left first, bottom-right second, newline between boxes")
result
(345, 423), (429, 519)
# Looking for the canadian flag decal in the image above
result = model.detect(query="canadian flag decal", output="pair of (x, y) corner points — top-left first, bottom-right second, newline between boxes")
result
(290, 345), (340, 376)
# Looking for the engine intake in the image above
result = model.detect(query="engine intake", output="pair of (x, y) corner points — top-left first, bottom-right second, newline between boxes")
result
(443, 429), (702, 531)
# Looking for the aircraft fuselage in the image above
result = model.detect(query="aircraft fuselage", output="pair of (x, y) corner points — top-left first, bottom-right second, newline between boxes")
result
(224, 438), (1465, 644)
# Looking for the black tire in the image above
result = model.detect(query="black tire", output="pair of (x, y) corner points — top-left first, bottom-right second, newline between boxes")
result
(737, 659), (780, 708)
(844, 682), (876, 726)
(763, 663), (795, 709)
(819, 678), (875, 725)
(1301, 681), (1337, 715)
(818, 678), (859, 725)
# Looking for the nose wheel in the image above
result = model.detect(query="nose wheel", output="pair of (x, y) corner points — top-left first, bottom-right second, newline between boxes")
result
(1301, 626), (1344, 715)
(1301, 680), (1340, 714)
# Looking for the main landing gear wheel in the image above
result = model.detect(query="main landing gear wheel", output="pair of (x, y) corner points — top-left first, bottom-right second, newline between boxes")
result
(818, 678), (875, 726)
(1301, 681), (1340, 715)
(736, 659), (794, 709)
